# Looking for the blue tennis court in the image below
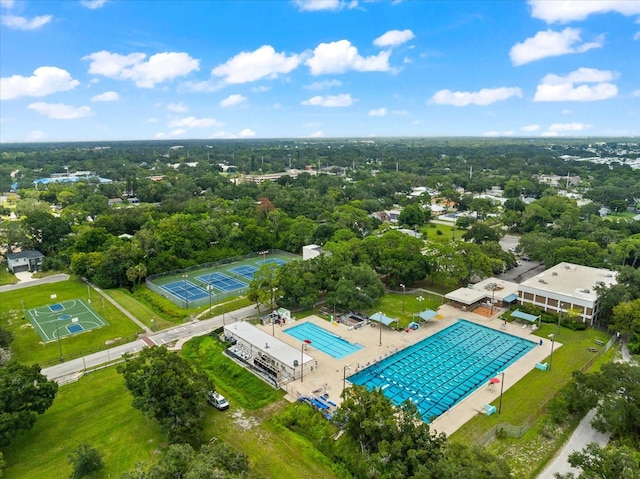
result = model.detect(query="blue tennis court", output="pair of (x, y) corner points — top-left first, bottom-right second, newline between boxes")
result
(348, 320), (535, 422)
(161, 280), (209, 302)
(196, 272), (247, 292)
(285, 322), (362, 359)
(258, 258), (286, 266)
(229, 265), (258, 280)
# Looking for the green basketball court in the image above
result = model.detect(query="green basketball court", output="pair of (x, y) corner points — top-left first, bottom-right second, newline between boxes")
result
(26, 298), (109, 342)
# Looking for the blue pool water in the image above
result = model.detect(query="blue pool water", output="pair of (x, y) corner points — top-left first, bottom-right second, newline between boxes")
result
(285, 322), (363, 359)
(348, 320), (536, 422)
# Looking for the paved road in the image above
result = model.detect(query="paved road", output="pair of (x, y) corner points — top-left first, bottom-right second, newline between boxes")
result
(42, 304), (259, 383)
(0, 273), (70, 292)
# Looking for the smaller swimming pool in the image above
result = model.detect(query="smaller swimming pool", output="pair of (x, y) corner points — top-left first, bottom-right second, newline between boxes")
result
(285, 322), (362, 359)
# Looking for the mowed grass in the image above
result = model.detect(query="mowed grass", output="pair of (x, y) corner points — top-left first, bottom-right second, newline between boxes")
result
(1, 367), (164, 479)
(0, 277), (142, 365)
(449, 323), (613, 478)
(105, 288), (177, 331)
(0, 263), (19, 286)
(185, 336), (341, 479)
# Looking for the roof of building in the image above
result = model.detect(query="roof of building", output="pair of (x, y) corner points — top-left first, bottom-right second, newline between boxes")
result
(519, 262), (617, 303)
(6, 250), (44, 260)
(224, 321), (313, 368)
(445, 278), (519, 305)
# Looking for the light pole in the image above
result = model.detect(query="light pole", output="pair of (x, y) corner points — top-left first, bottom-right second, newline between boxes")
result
(378, 312), (382, 346)
(548, 334), (555, 372)
(557, 303), (564, 336)
(343, 364), (351, 393)
(498, 371), (505, 414)
(400, 284), (406, 314)
(181, 274), (189, 309)
(208, 280), (213, 314)
(417, 295), (424, 314)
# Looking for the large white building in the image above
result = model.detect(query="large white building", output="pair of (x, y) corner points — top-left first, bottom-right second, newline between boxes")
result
(518, 262), (617, 325)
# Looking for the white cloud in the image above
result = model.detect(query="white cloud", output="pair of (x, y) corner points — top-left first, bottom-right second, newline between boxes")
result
(167, 102), (188, 112)
(90, 91), (119, 102)
(304, 79), (342, 90)
(294, 0), (351, 12)
(510, 28), (603, 66)
(1, 66), (79, 100)
(27, 102), (93, 119)
(168, 116), (222, 129)
(533, 67), (618, 102)
(369, 107), (387, 116)
(528, 0), (640, 23)
(634, 31), (640, 40)
(239, 128), (256, 137)
(373, 29), (415, 48)
(562, 108), (571, 114)
(84, 50), (199, 88)
(549, 122), (590, 132)
(305, 40), (391, 75)
(81, 0), (107, 9)
(0, 1), (16, 9)
(308, 130), (325, 137)
(430, 87), (523, 106)
(1, 14), (52, 30)
(391, 109), (409, 115)
(302, 93), (355, 107)
(541, 131), (559, 137)
(632, 90), (640, 97)
(251, 85), (271, 93)
(521, 124), (540, 132)
(211, 45), (300, 84)
(220, 94), (247, 107)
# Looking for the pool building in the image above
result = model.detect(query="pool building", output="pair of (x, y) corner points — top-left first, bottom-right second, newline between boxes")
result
(223, 321), (315, 387)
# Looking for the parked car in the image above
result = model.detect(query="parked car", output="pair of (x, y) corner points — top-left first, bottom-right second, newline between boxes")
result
(207, 391), (229, 410)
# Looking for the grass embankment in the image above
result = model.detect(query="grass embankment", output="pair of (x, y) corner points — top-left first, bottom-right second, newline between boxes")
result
(0, 264), (19, 286)
(0, 277), (142, 365)
(0, 367), (164, 479)
(184, 335), (347, 478)
(450, 323), (613, 478)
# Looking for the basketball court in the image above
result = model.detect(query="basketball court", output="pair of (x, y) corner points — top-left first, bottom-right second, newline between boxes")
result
(26, 298), (109, 342)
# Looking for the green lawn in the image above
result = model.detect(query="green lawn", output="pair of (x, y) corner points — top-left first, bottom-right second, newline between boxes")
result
(0, 367), (164, 479)
(359, 291), (444, 330)
(0, 263), (18, 286)
(449, 323), (614, 478)
(0, 277), (142, 365)
(105, 288), (178, 331)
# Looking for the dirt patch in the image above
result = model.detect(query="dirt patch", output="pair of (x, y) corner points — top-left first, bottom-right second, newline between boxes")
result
(232, 408), (260, 430)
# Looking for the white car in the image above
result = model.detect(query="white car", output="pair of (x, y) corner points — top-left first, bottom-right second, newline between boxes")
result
(207, 391), (229, 410)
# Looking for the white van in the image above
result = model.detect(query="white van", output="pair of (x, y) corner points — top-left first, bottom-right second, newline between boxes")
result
(207, 391), (229, 410)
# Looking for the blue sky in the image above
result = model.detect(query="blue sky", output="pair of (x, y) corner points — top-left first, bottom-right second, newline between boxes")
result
(1, 0), (639, 142)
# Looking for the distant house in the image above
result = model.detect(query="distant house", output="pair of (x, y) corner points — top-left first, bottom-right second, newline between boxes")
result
(6, 250), (44, 273)
(108, 198), (123, 206)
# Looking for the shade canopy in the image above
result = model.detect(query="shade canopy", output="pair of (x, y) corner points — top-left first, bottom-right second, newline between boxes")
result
(370, 312), (398, 327)
(489, 377), (501, 384)
(417, 309), (438, 321)
(510, 309), (541, 324)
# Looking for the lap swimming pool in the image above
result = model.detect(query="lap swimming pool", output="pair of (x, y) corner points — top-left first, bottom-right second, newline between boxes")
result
(285, 322), (363, 359)
(348, 319), (536, 422)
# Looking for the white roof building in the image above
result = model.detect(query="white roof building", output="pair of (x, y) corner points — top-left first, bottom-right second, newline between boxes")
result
(518, 262), (617, 325)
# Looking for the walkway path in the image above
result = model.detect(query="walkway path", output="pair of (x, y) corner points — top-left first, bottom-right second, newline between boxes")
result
(86, 280), (151, 334)
(537, 341), (630, 478)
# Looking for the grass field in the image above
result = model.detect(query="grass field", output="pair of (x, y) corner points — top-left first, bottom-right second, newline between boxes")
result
(0, 277), (142, 365)
(0, 263), (19, 286)
(449, 323), (614, 478)
(0, 367), (164, 479)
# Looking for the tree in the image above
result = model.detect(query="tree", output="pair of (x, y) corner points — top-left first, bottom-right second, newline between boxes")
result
(398, 203), (427, 228)
(434, 442), (512, 479)
(556, 443), (640, 479)
(68, 444), (104, 479)
(247, 262), (281, 313)
(463, 222), (501, 244)
(117, 346), (211, 445)
(0, 361), (58, 446)
(609, 299), (640, 353)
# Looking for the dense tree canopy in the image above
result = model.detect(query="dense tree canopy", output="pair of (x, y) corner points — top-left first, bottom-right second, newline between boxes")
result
(117, 346), (212, 445)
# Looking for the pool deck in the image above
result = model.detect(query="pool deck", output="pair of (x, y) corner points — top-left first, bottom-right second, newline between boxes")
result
(256, 304), (562, 437)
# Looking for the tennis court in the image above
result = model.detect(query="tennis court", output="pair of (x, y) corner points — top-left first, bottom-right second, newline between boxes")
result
(196, 272), (247, 292)
(26, 299), (109, 342)
(161, 280), (210, 303)
(258, 258), (286, 266)
(229, 265), (258, 280)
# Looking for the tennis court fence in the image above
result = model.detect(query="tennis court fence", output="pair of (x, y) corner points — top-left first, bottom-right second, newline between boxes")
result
(146, 250), (298, 309)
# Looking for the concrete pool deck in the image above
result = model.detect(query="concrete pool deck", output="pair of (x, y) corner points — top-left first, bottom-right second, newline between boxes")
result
(255, 304), (562, 437)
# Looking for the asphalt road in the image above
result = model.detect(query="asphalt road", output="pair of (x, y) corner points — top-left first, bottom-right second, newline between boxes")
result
(42, 304), (258, 383)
